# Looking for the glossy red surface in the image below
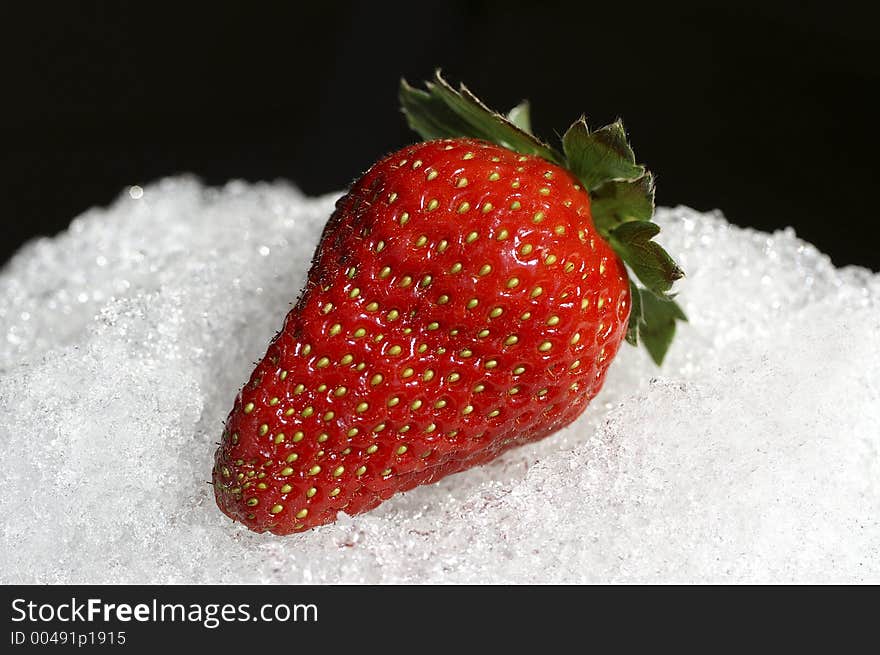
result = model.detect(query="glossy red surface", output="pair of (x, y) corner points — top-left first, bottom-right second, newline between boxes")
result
(214, 138), (630, 534)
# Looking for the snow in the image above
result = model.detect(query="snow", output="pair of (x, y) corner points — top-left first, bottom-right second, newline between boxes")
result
(1, 176), (878, 583)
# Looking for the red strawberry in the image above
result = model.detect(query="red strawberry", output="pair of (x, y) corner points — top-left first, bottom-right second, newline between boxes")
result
(213, 72), (684, 534)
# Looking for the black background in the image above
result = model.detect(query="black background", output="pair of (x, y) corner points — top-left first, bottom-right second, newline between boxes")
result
(2, 1), (878, 268)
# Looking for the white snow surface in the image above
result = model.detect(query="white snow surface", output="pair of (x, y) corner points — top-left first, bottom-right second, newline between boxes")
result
(1, 177), (878, 584)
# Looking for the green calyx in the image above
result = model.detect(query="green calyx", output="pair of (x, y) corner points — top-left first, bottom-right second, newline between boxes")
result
(400, 71), (686, 365)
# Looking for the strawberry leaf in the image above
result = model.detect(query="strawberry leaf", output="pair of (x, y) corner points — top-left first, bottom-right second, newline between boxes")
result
(398, 72), (687, 367)
(399, 78), (477, 142)
(591, 174), (656, 237)
(400, 71), (562, 164)
(638, 291), (687, 366)
(562, 118), (645, 191)
(608, 221), (684, 298)
(507, 101), (532, 134)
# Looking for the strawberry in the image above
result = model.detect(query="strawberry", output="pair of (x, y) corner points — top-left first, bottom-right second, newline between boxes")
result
(213, 72), (685, 534)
